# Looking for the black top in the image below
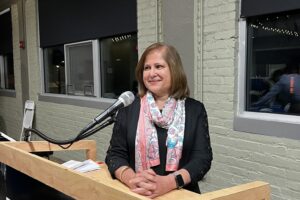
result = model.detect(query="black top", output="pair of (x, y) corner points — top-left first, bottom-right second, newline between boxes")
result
(105, 97), (213, 193)
(151, 125), (168, 174)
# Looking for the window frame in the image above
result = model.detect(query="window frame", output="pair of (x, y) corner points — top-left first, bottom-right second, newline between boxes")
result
(64, 40), (100, 97)
(38, 40), (114, 110)
(234, 19), (300, 140)
(0, 54), (14, 91)
(38, 33), (138, 109)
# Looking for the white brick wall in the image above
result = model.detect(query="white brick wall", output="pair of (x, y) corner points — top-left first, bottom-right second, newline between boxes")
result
(1, 0), (300, 199)
(137, 0), (160, 54)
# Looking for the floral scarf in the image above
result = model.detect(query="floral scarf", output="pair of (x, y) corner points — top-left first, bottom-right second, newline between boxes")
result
(135, 91), (185, 172)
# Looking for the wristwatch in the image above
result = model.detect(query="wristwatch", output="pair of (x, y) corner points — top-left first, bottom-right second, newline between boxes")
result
(174, 172), (185, 189)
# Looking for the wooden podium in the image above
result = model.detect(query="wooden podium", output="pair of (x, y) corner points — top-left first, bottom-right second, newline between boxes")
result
(0, 140), (270, 200)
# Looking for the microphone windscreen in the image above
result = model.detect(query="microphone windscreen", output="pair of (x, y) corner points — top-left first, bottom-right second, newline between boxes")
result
(118, 91), (135, 107)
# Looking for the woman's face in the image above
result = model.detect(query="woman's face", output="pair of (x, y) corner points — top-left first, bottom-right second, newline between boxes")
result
(143, 49), (171, 98)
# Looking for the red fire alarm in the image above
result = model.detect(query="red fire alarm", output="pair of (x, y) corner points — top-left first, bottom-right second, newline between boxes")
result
(19, 41), (25, 49)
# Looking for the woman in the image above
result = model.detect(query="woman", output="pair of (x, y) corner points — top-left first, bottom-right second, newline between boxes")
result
(105, 42), (212, 198)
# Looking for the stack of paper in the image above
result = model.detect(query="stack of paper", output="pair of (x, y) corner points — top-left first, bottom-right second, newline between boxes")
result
(62, 159), (100, 173)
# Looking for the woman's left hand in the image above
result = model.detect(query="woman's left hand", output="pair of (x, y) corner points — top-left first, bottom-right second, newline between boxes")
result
(131, 169), (176, 199)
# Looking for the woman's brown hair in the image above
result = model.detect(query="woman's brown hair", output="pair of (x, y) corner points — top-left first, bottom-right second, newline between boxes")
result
(135, 42), (190, 99)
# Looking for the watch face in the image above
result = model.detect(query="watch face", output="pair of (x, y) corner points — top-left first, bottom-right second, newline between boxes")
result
(175, 174), (184, 189)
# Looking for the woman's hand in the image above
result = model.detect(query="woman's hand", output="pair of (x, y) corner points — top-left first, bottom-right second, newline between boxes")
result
(128, 169), (156, 195)
(130, 169), (176, 199)
(127, 170), (153, 190)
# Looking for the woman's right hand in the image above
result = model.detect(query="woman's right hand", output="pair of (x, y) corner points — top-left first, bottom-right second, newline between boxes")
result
(117, 167), (153, 191)
(128, 169), (156, 196)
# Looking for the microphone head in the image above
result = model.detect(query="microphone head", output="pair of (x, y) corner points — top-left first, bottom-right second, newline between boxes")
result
(118, 91), (135, 107)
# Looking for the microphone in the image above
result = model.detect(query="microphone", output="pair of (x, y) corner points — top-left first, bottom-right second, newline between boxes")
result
(80, 91), (135, 133)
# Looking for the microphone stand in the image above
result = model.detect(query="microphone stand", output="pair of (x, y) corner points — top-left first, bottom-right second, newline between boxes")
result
(75, 114), (117, 141)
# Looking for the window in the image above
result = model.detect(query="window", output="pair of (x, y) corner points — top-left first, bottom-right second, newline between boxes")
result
(0, 9), (14, 91)
(42, 34), (138, 99)
(65, 41), (98, 97)
(246, 11), (300, 116)
(0, 53), (14, 90)
(38, 1), (137, 100)
(43, 45), (65, 94)
(100, 34), (137, 98)
(235, 9), (300, 140)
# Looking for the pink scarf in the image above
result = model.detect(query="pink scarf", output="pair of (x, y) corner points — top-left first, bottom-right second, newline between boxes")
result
(135, 92), (185, 172)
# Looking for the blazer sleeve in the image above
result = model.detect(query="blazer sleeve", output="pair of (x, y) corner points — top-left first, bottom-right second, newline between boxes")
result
(105, 107), (130, 178)
(182, 100), (213, 184)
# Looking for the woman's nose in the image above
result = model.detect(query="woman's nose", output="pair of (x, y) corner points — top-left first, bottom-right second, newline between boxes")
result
(149, 67), (157, 77)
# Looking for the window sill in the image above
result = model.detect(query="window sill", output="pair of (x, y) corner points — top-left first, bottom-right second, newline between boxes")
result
(234, 111), (300, 140)
(0, 89), (16, 97)
(38, 93), (115, 110)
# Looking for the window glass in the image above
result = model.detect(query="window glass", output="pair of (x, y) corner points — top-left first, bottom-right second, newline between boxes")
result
(4, 53), (14, 89)
(100, 34), (138, 98)
(42, 33), (138, 99)
(66, 42), (94, 96)
(43, 45), (65, 94)
(246, 11), (300, 115)
(0, 53), (14, 90)
(0, 56), (4, 89)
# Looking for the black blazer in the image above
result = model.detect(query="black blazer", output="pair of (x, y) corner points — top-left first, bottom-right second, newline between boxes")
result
(106, 97), (213, 193)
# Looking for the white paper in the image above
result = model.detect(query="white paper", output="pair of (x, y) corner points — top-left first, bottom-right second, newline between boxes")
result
(62, 159), (100, 173)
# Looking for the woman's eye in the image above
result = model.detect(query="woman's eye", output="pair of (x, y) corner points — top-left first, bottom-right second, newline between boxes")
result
(144, 66), (151, 71)
(156, 65), (163, 69)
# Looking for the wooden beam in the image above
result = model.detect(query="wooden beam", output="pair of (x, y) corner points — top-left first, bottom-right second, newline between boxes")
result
(0, 141), (271, 200)
(193, 181), (270, 200)
(0, 141), (146, 200)
(5, 140), (97, 160)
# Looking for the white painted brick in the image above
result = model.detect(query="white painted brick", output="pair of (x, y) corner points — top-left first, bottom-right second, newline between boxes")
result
(203, 58), (235, 68)
(204, 12), (236, 25)
(281, 187), (300, 200)
(286, 148), (300, 160)
(204, 48), (236, 59)
(204, 21), (236, 33)
(205, 0), (227, 8)
(1, 1), (300, 200)
(204, 67), (235, 77)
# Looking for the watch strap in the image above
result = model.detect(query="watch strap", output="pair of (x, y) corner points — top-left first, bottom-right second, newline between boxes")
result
(173, 172), (185, 189)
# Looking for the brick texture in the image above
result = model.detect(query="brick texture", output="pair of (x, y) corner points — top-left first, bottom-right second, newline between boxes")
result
(0, 0), (299, 199)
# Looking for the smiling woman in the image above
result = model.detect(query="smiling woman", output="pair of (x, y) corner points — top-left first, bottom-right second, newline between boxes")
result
(142, 49), (172, 108)
(136, 43), (190, 100)
(106, 42), (213, 198)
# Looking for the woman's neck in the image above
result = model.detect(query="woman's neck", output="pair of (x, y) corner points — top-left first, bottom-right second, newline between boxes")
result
(154, 94), (169, 110)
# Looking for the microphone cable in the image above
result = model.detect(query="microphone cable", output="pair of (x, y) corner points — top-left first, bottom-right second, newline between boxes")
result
(22, 90), (134, 148)
(24, 114), (116, 149)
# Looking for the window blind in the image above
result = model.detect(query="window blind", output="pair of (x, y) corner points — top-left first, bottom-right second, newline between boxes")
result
(241, 0), (300, 18)
(38, 0), (137, 47)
